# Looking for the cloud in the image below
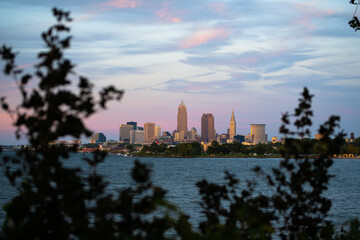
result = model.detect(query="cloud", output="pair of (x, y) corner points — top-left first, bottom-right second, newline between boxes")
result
(15, 63), (33, 70)
(144, 71), (264, 94)
(293, 3), (336, 32)
(207, 2), (226, 15)
(155, 1), (182, 23)
(99, 0), (141, 8)
(179, 27), (230, 49)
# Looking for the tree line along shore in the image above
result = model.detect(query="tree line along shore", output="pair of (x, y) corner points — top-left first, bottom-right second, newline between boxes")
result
(76, 137), (360, 158)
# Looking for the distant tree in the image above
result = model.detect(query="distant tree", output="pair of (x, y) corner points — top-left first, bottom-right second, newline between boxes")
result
(343, 144), (360, 154)
(190, 142), (204, 156)
(252, 143), (267, 155)
(177, 143), (194, 157)
(207, 141), (222, 155)
(126, 144), (135, 152)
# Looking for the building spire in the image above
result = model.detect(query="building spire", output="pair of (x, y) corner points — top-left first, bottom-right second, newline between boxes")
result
(229, 109), (236, 140)
(180, 100), (185, 106)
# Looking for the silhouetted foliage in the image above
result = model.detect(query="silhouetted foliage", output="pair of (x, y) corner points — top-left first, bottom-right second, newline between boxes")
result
(0, 8), (179, 240)
(191, 88), (358, 240)
(1, 8), (359, 240)
(349, 0), (360, 31)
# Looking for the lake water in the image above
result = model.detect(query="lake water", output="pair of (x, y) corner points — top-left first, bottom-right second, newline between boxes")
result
(1, 153), (359, 228)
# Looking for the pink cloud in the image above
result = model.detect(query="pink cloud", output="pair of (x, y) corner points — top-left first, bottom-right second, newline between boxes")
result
(100, 0), (141, 8)
(75, 9), (108, 23)
(155, 1), (182, 23)
(15, 63), (33, 70)
(180, 28), (229, 49)
(236, 57), (257, 65)
(293, 3), (335, 31)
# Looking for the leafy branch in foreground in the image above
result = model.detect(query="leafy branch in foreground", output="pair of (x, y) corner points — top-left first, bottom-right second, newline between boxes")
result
(0, 8), (181, 240)
(194, 88), (358, 240)
(349, 0), (360, 31)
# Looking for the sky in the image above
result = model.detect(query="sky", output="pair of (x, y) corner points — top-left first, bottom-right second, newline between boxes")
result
(0, 0), (359, 144)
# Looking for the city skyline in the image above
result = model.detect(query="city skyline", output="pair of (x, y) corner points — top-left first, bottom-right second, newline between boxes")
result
(0, 0), (359, 144)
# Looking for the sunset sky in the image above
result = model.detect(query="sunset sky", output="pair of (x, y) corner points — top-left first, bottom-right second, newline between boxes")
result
(0, 0), (359, 144)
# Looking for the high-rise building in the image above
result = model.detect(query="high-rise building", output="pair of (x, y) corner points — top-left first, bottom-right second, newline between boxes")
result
(126, 121), (137, 130)
(163, 131), (171, 136)
(174, 131), (185, 142)
(217, 134), (228, 144)
(119, 124), (133, 141)
(187, 127), (197, 140)
(130, 130), (145, 144)
(144, 122), (155, 142)
(250, 124), (267, 143)
(234, 135), (245, 143)
(229, 110), (236, 140)
(201, 113), (215, 142)
(177, 100), (188, 136)
(155, 125), (161, 139)
(90, 133), (106, 143)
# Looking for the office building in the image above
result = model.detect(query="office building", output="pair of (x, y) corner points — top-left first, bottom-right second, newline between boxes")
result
(229, 110), (236, 140)
(217, 134), (228, 144)
(126, 121), (137, 130)
(90, 133), (106, 143)
(119, 124), (133, 141)
(187, 127), (197, 140)
(234, 135), (245, 143)
(144, 122), (155, 142)
(130, 130), (145, 144)
(155, 125), (161, 139)
(201, 113), (215, 142)
(163, 131), (171, 136)
(250, 124), (267, 143)
(177, 100), (188, 136)
(174, 131), (185, 142)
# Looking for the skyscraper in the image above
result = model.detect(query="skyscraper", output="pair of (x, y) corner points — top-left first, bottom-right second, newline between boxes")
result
(229, 110), (236, 140)
(130, 130), (145, 144)
(144, 122), (155, 142)
(126, 121), (137, 130)
(155, 125), (161, 139)
(119, 124), (133, 141)
(250, 124), (266, 143)
(201, 113), (215, 142)
(177, 100), (188, 135)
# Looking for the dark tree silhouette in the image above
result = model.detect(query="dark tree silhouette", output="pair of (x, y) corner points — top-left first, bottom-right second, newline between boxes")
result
(0, 8), (182, 240)
(349, 0), (360, 31)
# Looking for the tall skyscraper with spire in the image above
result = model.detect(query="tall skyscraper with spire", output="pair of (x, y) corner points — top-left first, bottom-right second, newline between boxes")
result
(229, 110), (236, 140)
(177, 100), (188, 134)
